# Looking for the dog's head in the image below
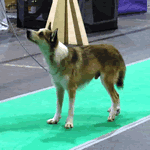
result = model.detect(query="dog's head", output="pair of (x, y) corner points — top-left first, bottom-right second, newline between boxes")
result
(26, 22), (58, 52)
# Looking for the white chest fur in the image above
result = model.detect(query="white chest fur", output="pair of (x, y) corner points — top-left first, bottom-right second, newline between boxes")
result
(52, 73), (69, 89)
(54, 41), (69, 63)
(43, 57), (69, 89)
(42, 42), (69, 89)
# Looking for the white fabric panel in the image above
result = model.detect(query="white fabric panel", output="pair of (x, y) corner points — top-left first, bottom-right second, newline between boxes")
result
(0, 0), (9, 30)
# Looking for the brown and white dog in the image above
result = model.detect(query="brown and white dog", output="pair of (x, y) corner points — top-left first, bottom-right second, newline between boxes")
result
(26, 23), (126, 129)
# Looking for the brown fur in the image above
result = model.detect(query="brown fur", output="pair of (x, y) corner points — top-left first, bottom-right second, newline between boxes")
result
(26, 23), (126, 129)
(55, 45), (126, 89)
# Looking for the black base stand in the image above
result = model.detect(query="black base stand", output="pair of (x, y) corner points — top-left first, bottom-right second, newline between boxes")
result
(17, 0), (118, 32)
(17, 0), (52, 29)
(79, 0), (118, 33)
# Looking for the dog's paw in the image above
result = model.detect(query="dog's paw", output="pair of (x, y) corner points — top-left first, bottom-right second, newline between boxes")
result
(65, 122), (73, 129)
(108, 109), (116, 122)
(115, 109), (120, 116)
(47, 118), (60, 124)
(107, 115), (115, 122)
(107, 107), (120, 116)
(107, 107), (111, 112)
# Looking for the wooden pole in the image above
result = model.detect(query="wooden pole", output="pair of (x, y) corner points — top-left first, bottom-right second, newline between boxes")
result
(45, 0), (89, 45)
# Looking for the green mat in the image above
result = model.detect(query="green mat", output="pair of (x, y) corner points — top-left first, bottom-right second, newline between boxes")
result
(1, 59), (150, 150)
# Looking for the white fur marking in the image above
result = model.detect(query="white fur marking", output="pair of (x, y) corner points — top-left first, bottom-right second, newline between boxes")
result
(54, 42), (69, 63)
(52, 74), (69, 90)
(39, 41), (52, 67)
(65, 98), (75, 128)
(37, 38), (69, 88)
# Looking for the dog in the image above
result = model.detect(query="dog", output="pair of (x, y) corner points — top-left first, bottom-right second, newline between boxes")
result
(26, 22), (126, 129)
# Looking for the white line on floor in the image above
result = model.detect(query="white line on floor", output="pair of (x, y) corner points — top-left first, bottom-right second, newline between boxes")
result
(0, 86), (54, 103)
(70, 115), (150, 150)
(126, 57), (150, 66)
(3, 63), (44, 69)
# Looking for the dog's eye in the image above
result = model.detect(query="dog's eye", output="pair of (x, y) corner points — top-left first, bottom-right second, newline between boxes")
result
(39, 32), (43, 36)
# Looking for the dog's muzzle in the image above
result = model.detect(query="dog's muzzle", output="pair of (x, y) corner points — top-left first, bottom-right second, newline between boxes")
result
(27, 30), (31, 39)
(26, 30), (37, 44)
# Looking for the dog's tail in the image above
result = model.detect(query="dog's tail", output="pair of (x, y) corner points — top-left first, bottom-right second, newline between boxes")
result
(95, 71), (100, 79)
(116, 68), (126, 89)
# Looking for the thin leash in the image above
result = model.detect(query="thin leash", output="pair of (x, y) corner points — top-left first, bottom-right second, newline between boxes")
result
(0, 0), (48, 73)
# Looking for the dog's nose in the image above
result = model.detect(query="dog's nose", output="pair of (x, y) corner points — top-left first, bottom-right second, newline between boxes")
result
(27, 30), (31, 38)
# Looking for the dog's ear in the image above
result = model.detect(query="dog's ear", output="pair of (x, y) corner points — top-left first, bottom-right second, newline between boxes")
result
(48, 22), (51, 30)
(51, 28), (58, 43)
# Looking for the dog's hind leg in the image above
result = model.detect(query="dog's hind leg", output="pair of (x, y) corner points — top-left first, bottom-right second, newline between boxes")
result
(107, 90), (120, 116)
(47, 86), (64, 124)
(100, 73), (120, 122)
(65, 85), (77, 129)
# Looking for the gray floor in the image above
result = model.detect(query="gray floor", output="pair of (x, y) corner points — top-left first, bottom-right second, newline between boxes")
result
(1, 3), (150, 150)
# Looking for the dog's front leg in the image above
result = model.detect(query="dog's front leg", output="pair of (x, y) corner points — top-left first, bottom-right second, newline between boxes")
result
(47, 86), (64, 124)
(65, 87), (76, 129)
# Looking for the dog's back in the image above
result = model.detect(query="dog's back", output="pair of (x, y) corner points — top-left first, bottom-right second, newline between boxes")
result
(65, 44), (126, 89)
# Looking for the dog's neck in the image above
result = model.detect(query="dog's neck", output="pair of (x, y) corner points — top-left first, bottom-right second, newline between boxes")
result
(54, 41), (68, 63)
(39, 41), (68, 74)
(39, 42), (52, 61)
(39, 41), (68, 64)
